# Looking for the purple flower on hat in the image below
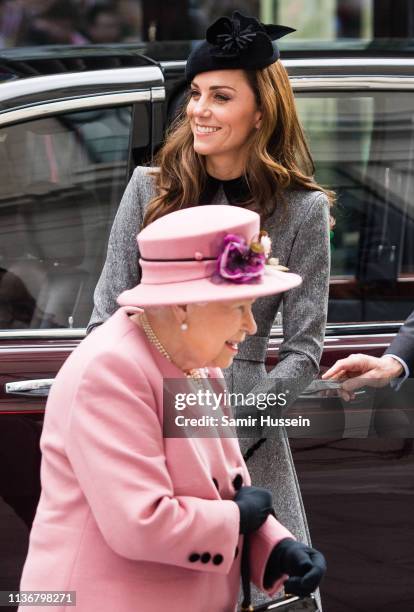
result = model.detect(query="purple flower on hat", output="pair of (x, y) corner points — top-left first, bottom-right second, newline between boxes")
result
(216, 233), (266, 284)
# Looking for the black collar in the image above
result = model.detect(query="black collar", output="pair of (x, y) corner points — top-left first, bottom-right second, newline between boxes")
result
(200, 173), (252, 205)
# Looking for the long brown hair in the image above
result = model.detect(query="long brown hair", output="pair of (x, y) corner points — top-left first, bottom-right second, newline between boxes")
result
(143, 61), (335, 227)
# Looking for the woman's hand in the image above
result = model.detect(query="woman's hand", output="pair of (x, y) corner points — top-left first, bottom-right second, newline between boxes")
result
(264, 539), (326, 595)
(234, 486), (274, 534)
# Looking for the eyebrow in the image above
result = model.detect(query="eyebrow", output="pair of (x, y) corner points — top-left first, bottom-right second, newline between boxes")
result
(191, 83), (236, 92)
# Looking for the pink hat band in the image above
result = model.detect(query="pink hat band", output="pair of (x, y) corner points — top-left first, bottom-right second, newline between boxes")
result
(116, 205), (302, 307)
(140, 258), (217, 285)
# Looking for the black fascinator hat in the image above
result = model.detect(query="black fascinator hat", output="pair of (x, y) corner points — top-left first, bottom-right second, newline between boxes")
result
(186, 11), (295, 83)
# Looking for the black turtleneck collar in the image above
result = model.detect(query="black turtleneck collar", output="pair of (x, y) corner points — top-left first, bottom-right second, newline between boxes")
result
(199, 172), (252, 206)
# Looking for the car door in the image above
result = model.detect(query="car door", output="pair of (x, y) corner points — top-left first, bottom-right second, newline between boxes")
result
(0, 63), (164, 600)
(268, 65), (414, 355)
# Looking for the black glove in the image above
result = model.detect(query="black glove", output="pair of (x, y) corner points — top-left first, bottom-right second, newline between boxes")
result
(264, 538), (327, 595)
(234, 486), (274, 535)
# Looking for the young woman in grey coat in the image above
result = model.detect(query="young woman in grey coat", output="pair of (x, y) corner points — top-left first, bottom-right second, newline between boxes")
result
(88, 11), (332, 607)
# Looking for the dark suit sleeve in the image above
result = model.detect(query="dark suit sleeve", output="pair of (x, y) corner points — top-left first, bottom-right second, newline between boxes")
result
(384, 310), (414, 374)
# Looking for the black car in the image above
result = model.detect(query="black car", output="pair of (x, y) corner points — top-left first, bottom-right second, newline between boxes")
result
(0, 44), (414, 612)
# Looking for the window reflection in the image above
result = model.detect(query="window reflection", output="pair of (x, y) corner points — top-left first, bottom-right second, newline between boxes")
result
(296, 91), (414, 323)
(0, 106), (133, 330)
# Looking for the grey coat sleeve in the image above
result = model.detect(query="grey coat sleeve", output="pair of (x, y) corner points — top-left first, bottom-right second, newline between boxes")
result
(276, 193), (330, 379)
(87, 167), (147, 333)
(249, 193), (330, 401)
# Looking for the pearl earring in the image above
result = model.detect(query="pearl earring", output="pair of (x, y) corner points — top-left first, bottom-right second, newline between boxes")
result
(180, 323), (188, 331)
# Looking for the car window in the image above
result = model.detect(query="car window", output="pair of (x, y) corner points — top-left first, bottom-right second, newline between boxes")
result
(0, 105), (133, 330)
(296, 90), (414, 324)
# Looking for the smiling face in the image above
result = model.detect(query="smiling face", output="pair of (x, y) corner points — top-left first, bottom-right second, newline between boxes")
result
(186, 69), (262, 177)
(176, 298), (257, 370)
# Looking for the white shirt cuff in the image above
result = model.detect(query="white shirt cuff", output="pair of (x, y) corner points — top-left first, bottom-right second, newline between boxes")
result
(387, 354), (410, 390)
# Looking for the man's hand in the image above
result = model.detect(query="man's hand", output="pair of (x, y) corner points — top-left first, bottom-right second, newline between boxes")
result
(322, 354), (404, 399)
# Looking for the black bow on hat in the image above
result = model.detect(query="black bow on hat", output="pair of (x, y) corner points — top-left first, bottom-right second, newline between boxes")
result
(186, 11), (295, 83)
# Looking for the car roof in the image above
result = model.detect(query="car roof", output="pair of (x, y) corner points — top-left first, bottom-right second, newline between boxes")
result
(0, 45), (158, 81)
(3, 40), (414, 81)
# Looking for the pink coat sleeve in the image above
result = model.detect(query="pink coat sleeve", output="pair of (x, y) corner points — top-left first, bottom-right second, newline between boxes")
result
(249, 515), (295, 595)
(64, 351), (240, 574)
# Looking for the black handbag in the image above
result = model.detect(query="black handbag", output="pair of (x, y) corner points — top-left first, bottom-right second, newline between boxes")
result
(239, 536), (319, 612)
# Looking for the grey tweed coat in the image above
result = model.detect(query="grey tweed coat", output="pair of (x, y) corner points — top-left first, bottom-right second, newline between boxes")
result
(88, 166), (330, 604)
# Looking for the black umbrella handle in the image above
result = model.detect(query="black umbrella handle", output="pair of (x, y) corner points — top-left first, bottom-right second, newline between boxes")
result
(240, 535), (253, 611)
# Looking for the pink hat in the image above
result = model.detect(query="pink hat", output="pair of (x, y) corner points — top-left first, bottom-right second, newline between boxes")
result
(117, 205), (301, 307)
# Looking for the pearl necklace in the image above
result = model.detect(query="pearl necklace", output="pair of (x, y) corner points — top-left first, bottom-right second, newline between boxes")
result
(139, 312), (207, 382)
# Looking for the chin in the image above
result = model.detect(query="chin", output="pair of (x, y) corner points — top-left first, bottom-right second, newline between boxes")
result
(193, 142), (217, 156)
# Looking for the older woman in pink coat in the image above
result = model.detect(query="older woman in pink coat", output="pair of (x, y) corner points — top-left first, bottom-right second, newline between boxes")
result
(19, 205), (326, 611)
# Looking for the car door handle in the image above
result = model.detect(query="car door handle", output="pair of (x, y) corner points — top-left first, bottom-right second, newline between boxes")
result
(5, 379), (54, 397)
